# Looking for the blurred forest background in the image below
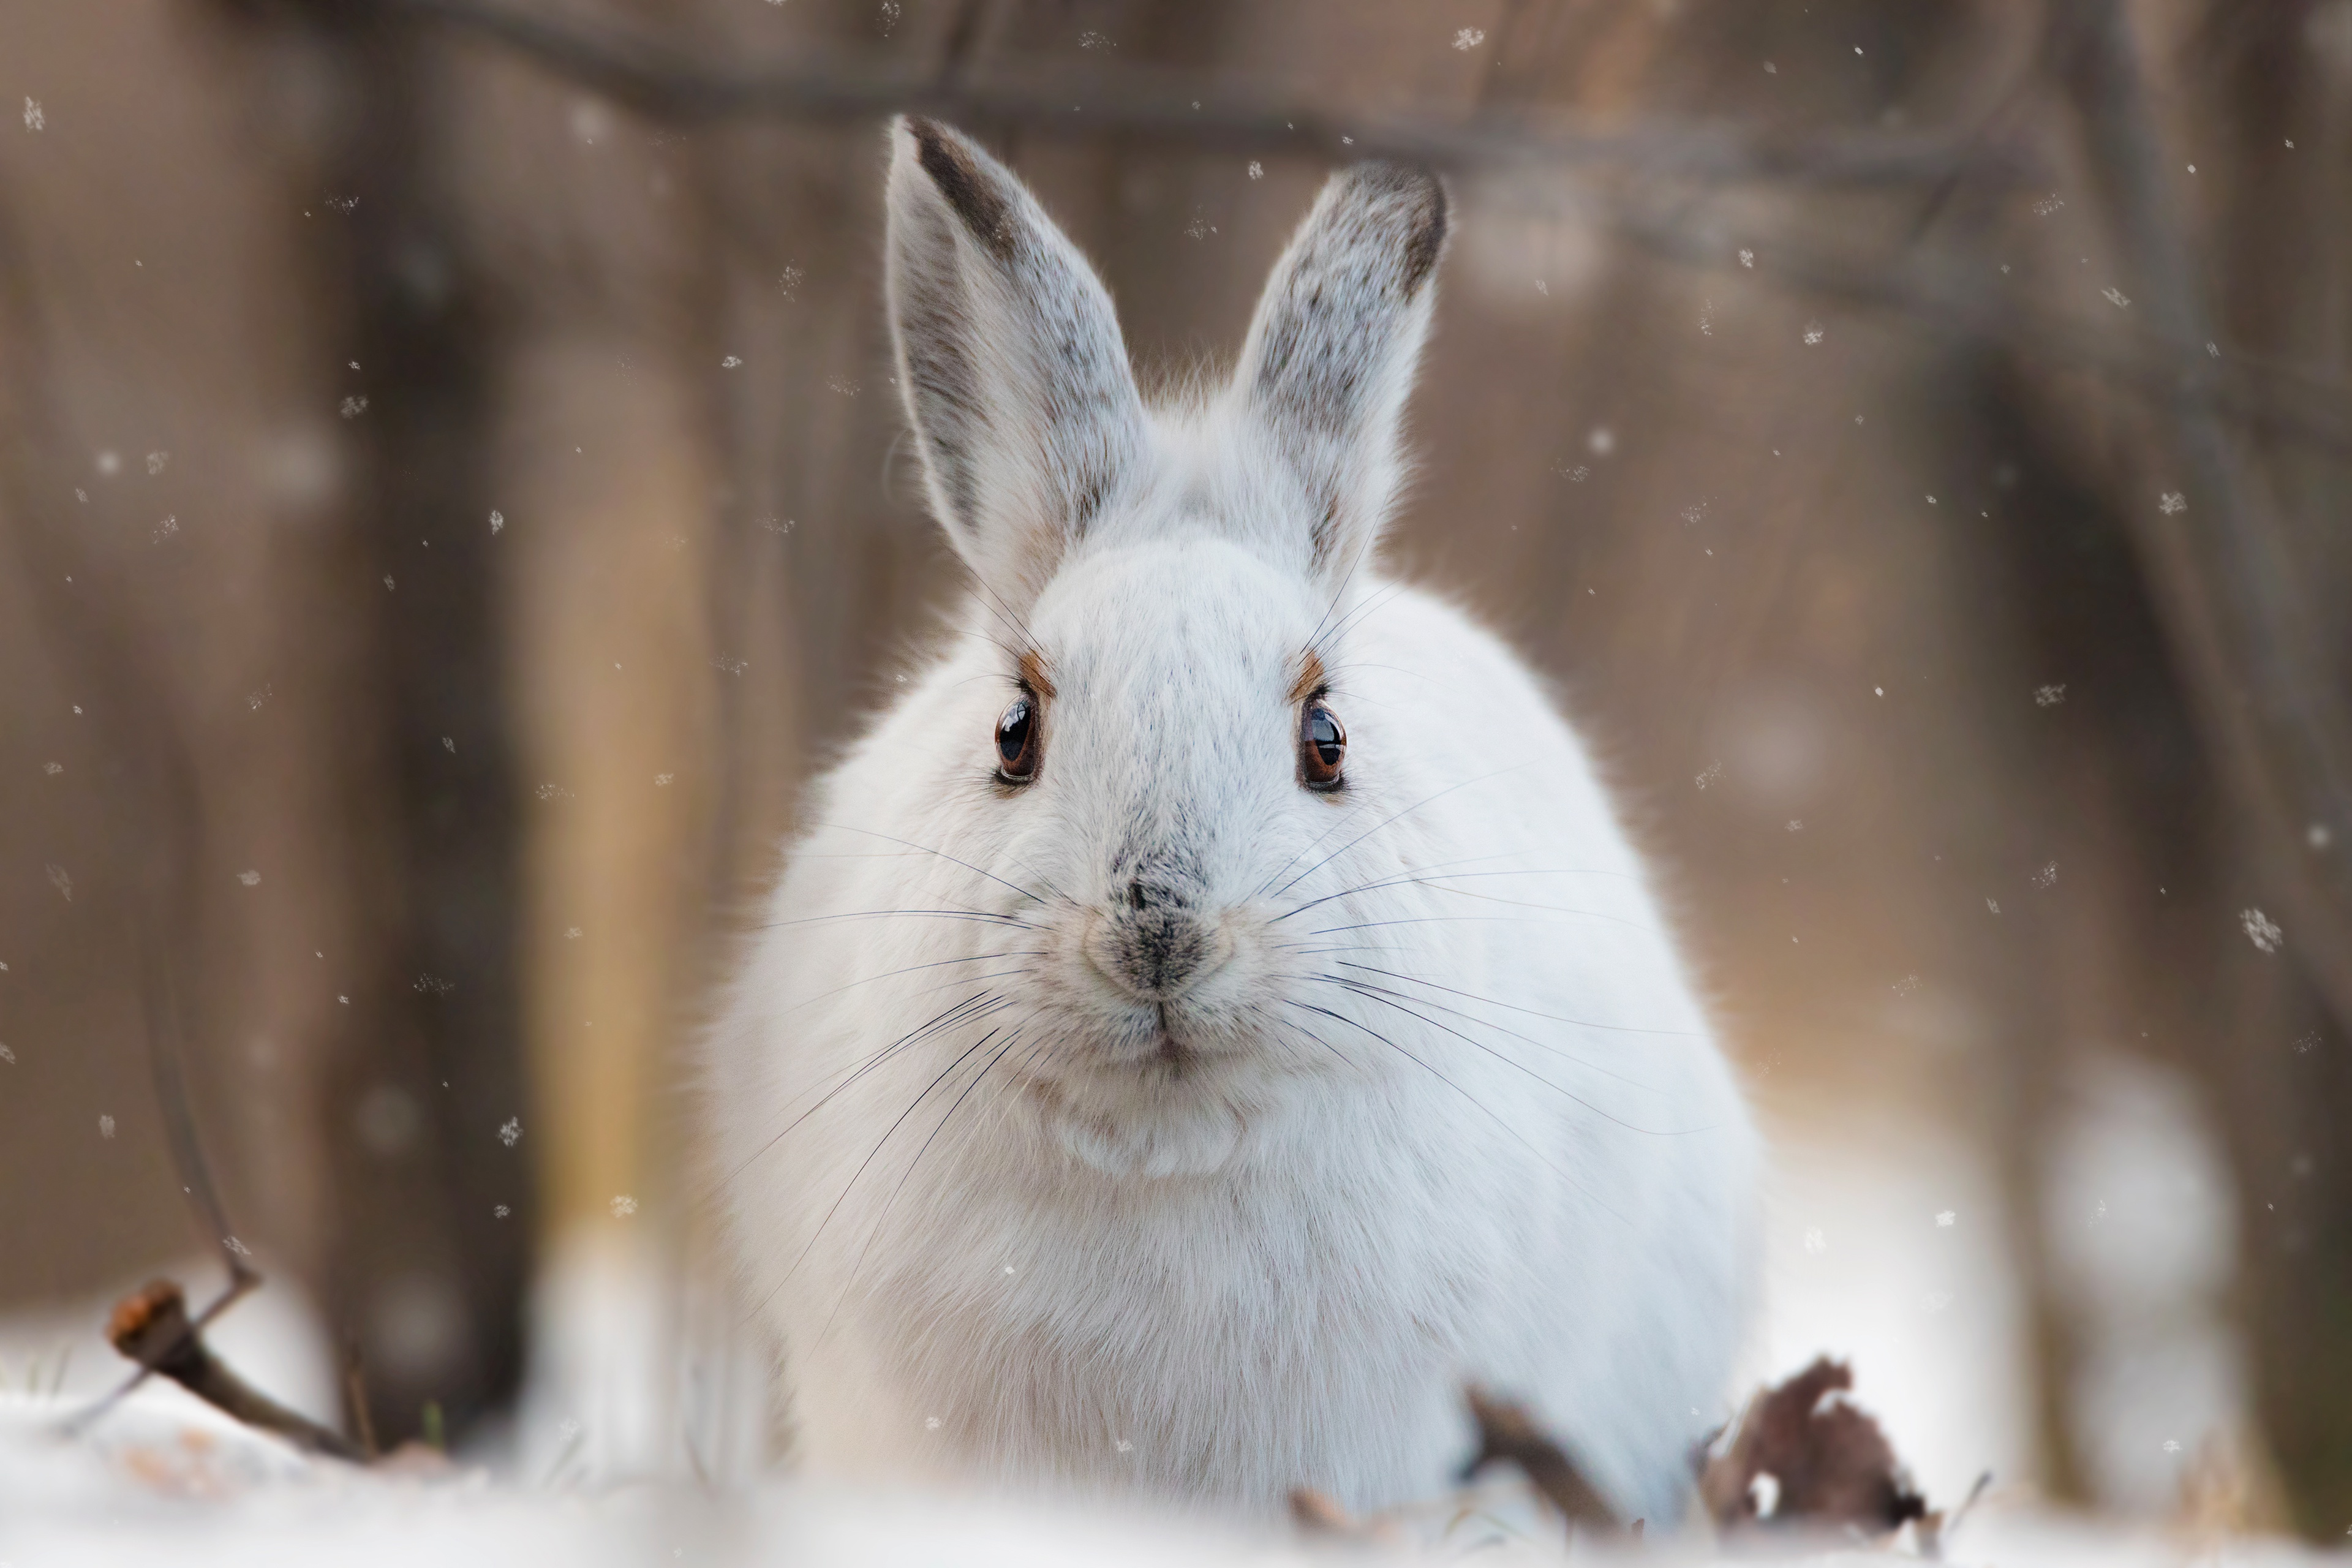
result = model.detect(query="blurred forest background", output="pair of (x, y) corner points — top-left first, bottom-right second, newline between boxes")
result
(2, 0), (2348, 1542)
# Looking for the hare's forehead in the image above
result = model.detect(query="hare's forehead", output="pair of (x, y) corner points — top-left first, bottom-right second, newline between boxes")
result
(1031, 538), (1317, 698)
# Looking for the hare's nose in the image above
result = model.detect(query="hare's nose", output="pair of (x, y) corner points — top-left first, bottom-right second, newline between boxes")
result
(1085, 883), (1232, 1001)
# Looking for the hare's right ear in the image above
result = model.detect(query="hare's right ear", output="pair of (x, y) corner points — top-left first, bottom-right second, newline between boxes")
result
(1232, 164), (1447, 583)
(884, 118), (1147, 611)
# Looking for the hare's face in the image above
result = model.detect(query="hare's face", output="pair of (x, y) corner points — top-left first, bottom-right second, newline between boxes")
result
(989, 537), (1343, 1089)
(875, 118), (1445, 1164)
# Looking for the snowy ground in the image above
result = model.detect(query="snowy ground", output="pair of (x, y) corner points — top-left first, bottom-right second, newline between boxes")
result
(0, 1384), (2333, 1568)
(0, 1091), (2312, 1565)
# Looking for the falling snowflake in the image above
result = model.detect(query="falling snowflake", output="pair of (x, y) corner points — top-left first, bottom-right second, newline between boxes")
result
(1115, 1439), (1133, 1453)
(2293, 1031), (2320, 1055)
(1986, 897), (2001, 914)
(2101, 286), (2130, 309)
(711, 657), (748, 677)
(99, 1115), (116, 1139)
(24, 98), (44, 131)
(499, 1116), (524, 1147)
(654, 772), (676, 786)
(2032, 861), (2058, 889)
(2158, 491), (2186, 514)
(826, 377), (861, 397)
(1892, 974), (1921, 997)
(1452, 28), (1487, 49)
(146, 451), (169, 475)
(1936, 1210), (1956, 1227)
(1184, 210), (1214, 240)
(0, 1045), (14, 1065)
(325, 195), (357, 214)
(610, 1194), (638, 1218)
(1785, 820), (1803, 832)
(413, 973), (456, 995)
(876, 0), (900, 36)
(42, 761), (61, 776)
(1802, 1227), (1826, 1254)
(565, 927), (583, 940)
(1738, 248), (1755, 268)
(1697, 301), (1715, 336)
(1587, 426), (1615, 456)
(382, 575), (395, 591)
(494, 1204), (511, 1218)
(2242, 907), (2283, 953)
(152, 514), (179, 543)
(760, 516), (795, 535)
(1679, 500), (1708, 526)
(2162, 1439), (2182, 1454)
(246, 685), (273, 711)
(237, 870), (261, 888)
(1077, 29), (1114, 50)
(924, 1415), (941, 1431)
(535, 781), (573, 801)
(1695, 760), (1723, 790)
(339, 395), (368, 419)
(2034, 684), (2067, 707)
(2032, 193), (2064, 216)
(1247, 160), (1264, 181)
(778, 264), (804, 301)
(442, 736), (456, 753)
(1802, 321), (1826, 345)
(721, 355), (742, 369)
(489, 510), (505, 534)
(224, 1235), (252, 1257)
(46, 864), (71, 902)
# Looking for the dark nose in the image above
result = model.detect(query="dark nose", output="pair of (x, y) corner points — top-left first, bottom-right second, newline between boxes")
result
(1087, 876), (1229, 1000)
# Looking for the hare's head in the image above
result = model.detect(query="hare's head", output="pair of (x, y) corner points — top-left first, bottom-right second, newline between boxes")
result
(881, 118), (1448, 1164)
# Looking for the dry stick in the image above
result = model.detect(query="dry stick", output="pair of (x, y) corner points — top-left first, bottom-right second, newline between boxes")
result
(107, 1281), (364, 1460)
(1461, 1385), (1623, 1533)
(2052, 0), (2352, 1033)
(374, 0), (2019, 189)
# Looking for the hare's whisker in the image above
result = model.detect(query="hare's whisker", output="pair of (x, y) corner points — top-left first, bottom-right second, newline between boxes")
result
(1269, 763), (1536, 900)
(1274, 862), (1642, 923)
(747, 1016), (1014, 1326)
(1316, 977), (1689, 1137)
(723, 990), (1012, 1184)
(755, 908), (1042, 933)
(1332, 962), (1705, 1040)
(805, 822), (1061, 906)
(1280, 997), (1627, 1226)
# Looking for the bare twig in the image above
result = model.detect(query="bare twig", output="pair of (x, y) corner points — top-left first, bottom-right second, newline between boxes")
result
(2052, 0), (2352, 1032)
(1460, 1385), (1623, 1532)
(370, 0), (2024, 189)
(105, 1280), (364, 1460)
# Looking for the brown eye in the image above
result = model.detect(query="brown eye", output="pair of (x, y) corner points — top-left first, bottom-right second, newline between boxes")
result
(995, 696), (1039, 783)
(1300, 701), (1346, 790)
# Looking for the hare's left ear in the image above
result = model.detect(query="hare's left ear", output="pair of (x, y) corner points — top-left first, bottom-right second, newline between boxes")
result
(885, 118), (1147, 611)
(1231, 164), (1448, 580)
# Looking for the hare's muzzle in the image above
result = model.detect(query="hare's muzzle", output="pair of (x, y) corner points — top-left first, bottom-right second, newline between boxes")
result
(1082, 881), (1234, 1003)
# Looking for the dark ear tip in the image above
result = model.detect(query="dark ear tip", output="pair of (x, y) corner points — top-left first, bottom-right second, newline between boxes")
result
(899, 117), (1016, 260)
(1347, 162), (1449, 293)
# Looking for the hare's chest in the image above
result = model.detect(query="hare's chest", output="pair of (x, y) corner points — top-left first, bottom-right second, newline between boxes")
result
(846, 1160), (1516, 1499)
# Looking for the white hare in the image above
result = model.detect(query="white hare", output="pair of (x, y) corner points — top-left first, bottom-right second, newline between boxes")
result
(707, 117), (1757, 1525)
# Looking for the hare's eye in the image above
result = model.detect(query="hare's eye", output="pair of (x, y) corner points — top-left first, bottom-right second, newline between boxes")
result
(995, 697), (1039, 783)
(1299, 702), (1346, 790)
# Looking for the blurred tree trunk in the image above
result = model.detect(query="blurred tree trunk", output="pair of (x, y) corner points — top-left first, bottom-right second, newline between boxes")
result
(237, 0), (538, 1446)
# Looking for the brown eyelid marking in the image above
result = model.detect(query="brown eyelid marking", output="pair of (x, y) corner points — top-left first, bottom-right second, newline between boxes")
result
(1289, 649), (1328, 706)
(1017, 647), (1058, 701)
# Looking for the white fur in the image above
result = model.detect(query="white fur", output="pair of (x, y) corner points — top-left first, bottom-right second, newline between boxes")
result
(705, 119), (1758, 1525)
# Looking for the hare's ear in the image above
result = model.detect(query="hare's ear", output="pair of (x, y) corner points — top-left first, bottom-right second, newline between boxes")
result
(1232, 164), (1447, 579)
(884, 118), (1147, 609)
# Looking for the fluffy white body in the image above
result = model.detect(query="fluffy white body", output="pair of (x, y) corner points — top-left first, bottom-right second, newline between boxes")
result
(707, 119), (1757, 1525)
